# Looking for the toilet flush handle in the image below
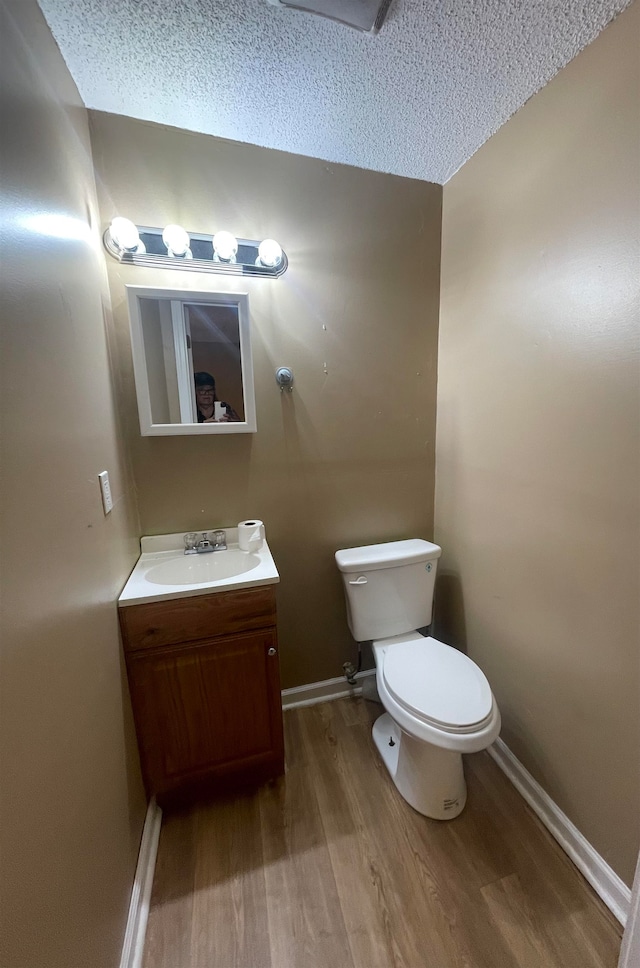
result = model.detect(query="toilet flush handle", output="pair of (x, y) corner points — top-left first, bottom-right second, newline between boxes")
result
(348, 576), (368, 585)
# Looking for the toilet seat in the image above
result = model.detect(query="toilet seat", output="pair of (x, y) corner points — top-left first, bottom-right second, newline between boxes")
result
(378, 634), (494, 735)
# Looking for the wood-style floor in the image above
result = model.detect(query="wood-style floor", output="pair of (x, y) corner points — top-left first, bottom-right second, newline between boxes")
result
(143, 697), (622, 968)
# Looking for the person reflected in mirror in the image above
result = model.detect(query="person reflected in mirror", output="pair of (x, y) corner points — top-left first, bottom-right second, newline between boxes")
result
(194, 372), (240, 423)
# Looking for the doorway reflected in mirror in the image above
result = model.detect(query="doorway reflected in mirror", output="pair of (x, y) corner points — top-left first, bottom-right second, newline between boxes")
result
(188, 304), (244, 423)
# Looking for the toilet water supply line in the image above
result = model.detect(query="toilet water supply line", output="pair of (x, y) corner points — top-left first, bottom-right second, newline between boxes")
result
(343, 642), (362, 686)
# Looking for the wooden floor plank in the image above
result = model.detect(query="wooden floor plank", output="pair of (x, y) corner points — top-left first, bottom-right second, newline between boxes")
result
(190, 794), (271, 968)
(142, 806), (196, 968)
(328, 703), (519, 968)
(144, 697), (623, 968)
(258, 753), (353, 968)
(466, 751), (622, 960)
(482, 871), (572, 968)
(569, 907), (623, 968)
(300, 700), (421, 968)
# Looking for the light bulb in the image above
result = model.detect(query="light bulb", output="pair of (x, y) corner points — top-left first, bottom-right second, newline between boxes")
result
(212, 230), (238, 262)
(109, 217), (141, 252)
(257, 238), (283, 267)
(162, 224), (191, 257)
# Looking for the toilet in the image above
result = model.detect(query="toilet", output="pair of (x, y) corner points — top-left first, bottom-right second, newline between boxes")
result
(335, 539), (500, 819)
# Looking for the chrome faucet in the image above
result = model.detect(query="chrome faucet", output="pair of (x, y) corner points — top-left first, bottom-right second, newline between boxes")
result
(183, 530), (227, 555)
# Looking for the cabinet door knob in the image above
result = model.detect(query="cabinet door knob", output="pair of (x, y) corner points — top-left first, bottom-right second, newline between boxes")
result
(267, 647), (277, 656)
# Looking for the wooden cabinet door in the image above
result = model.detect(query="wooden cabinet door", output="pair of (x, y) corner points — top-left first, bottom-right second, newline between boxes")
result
(127, 627), (283, 798)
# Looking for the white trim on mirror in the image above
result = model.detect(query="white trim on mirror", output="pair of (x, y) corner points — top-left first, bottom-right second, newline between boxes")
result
(126, 285), (257, 436)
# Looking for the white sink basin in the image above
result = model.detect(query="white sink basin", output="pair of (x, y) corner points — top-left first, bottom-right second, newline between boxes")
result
(145, 550), (261, 586)
(118, 528), (280, 607)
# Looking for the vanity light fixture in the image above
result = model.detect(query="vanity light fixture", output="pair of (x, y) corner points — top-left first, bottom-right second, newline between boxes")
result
(257, 238), (283, 268)
(108, 217), (146, 254)
(162, 224), (192, 258)
(212, 230), (238, 263)
(103, 220), (288, 278)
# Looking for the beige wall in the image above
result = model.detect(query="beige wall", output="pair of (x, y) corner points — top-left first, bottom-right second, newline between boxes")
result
(0, 3), (146, 966)
(436, 1), (639, 886)
(89, 113), (443, 689)
(2, 1), (635, 961)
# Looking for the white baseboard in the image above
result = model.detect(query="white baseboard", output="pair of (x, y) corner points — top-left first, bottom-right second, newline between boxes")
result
(488, 738), (631, 925)
(119, 797), (163, 968)
(618, 853), (640, 968)
(282, 668), (376, 710)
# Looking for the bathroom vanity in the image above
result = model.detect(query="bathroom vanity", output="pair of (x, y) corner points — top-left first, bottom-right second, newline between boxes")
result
(118, 531), (284, 804)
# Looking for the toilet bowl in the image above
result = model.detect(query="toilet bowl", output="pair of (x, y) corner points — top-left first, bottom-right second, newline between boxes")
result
(372, 632), (500, 818)
(335, 539), (500, 820)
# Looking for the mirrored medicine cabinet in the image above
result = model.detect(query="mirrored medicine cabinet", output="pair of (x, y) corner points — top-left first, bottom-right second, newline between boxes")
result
(126, 286), (256, 436)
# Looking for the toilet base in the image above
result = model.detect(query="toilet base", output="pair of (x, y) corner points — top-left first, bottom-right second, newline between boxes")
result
(372, 713), (467, 820)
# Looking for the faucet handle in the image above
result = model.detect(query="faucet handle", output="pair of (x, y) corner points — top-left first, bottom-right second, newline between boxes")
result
(184, 532), (198, 551)
(212, 529), (226, 548)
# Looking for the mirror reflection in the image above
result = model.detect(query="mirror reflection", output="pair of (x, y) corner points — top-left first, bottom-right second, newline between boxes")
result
(190, 303), (243, 423)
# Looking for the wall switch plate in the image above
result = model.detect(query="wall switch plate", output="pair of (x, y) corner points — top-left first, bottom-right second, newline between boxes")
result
(98, 471), (113, 515)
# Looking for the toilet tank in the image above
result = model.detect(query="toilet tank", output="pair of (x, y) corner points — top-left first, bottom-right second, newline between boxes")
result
(335, 539), (442, 642)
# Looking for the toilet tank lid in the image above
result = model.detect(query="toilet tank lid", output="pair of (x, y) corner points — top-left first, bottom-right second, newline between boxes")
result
(335, 539), (441, 573)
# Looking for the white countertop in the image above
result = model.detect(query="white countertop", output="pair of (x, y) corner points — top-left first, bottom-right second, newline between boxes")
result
(118, 528), (280, 607)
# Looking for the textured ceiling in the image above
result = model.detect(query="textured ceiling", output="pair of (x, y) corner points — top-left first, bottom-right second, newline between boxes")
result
(37, 0), (631, 184)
